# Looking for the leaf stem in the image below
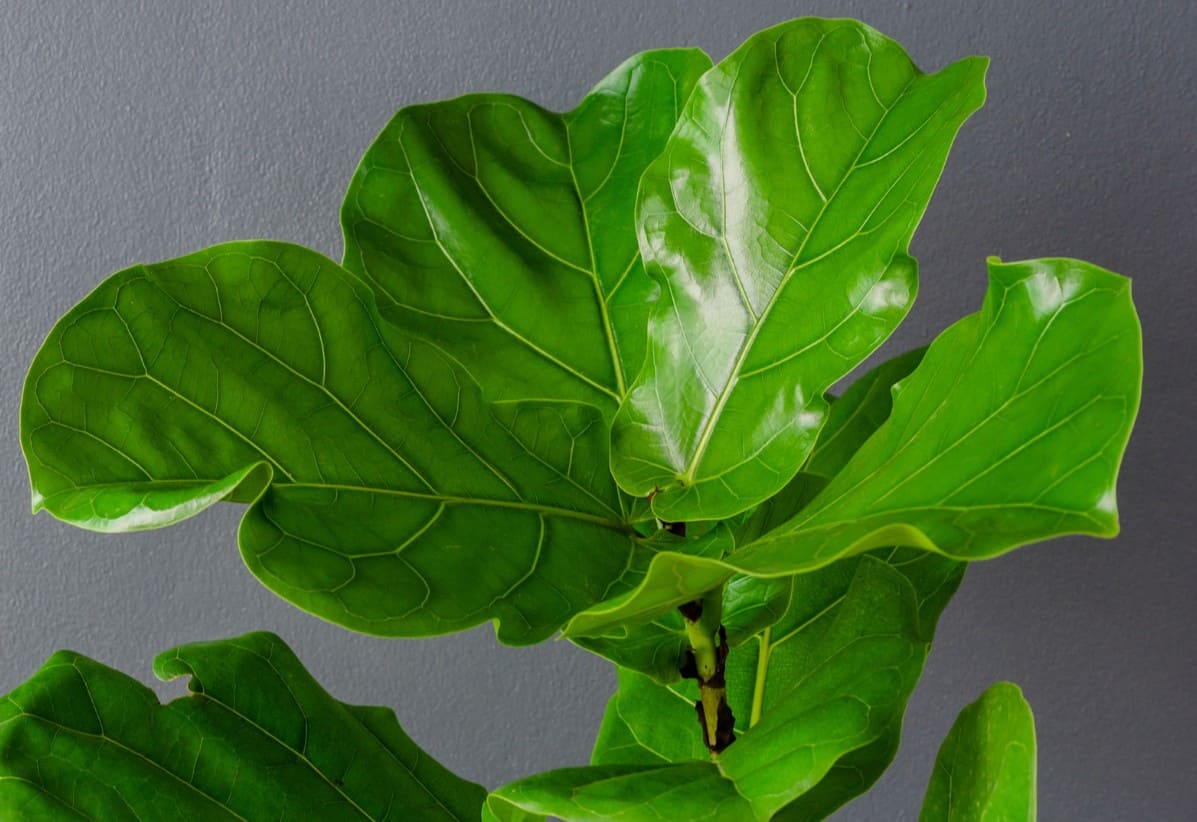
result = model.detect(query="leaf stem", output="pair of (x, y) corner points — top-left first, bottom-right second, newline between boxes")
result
(749, 626), (771, 727)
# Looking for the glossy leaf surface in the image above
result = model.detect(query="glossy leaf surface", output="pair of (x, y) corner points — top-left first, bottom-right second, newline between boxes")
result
(491, 557), (930, 820)
(341, 49), (711, 410)
(920, 683), (1037, 822)
(611, 18), (988, 521)
(591, 550), (963, 820)
(569, 344), (922, 681)
(565, 257), (1142, 638)
(0, 632), (485, 820)
(804, 346), (925, 479)
(21, 241), (639, 643)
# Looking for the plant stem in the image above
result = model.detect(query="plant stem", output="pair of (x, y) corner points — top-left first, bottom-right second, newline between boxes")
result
(679, 584), (736, 754)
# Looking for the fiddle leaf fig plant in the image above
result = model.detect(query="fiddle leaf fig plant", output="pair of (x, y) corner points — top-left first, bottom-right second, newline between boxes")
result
(6, 16), (1140, 821)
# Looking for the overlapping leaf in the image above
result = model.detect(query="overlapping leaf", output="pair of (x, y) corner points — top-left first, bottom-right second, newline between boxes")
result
(571, 347), (924, 681)
(611, 18), (988, 521)
(590, 549), (963, 821)
(565, 257), (1142, 638)
(0, 632), (485, 820)
(920, 683), (1037, 821)
(489, 556), (932, 821)
(341, 48), (711, 410)
(21, 242), (641, 643)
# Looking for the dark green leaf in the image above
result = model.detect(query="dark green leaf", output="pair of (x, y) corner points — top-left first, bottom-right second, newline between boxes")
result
(564, 257), (1141, 637)
(0, 632), (485, 820)
(21, 241), (640, 643)
(494, 556), (930, 820)
(920, 682), (1037, 822)
(611, 18), (987, 521)
(341, 49), (711, 410)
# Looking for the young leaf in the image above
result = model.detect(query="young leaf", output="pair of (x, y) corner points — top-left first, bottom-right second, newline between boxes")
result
(341, 49), (712, 410)
(493, 556), (931, 820)
(564, 256), (1141, 637)
(611, 18), (988, 522)
(0, 632), (485, 820)
(920, 683), (1037, 821)
(592, 550), (964, 820)
(21, 241), (639, 643)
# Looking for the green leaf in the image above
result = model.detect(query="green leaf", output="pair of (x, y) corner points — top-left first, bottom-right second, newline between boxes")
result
(568, 345), (920, 678)
(734, 256), (1143, 569)
(591, 550), (963, 820)
(570, 340), (920, 681)
(341, 48), (711, 411)
(611, 18), (988, 521)
(493, 556), (930, 821)
(0, 632), (485, 820)
(565, 256), (1141, 637)
(21, 241), (640, 643)
(804, 346), (926, 479)
(920, 682), (1037, 822)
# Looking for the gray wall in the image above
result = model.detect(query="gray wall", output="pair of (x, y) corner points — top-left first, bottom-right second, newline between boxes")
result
(1, 1), (1192, 819)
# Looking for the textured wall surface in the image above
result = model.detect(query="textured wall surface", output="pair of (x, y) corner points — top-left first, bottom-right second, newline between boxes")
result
(1, 1), (1193, 819)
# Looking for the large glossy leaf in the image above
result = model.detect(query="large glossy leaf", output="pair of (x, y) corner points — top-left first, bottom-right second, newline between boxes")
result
(21, 241), (642, 643)
(920, 682), (1037, 821)
(490, 556), (928, 821)
(0, 632), (485, 820)
(591, 550), (963, 821)
(564, 256), (1142, 638)
(341, 49), (711, 411)
(610, 18), (988, 522)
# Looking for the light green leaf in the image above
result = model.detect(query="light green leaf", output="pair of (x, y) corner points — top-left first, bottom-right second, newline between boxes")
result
(21, 241), (640, 643)
(0, 632), (485, 820)
(591, 550), (963, 820)
(805, 346), (925, 479)
(920, 682), (1037, 822)
(736, 256), (1142, 569)
(341, 48), (711, 410)
(611, 18), (987, 521)
(493, 556), (929, 821)
(565, 256), (1141, 637)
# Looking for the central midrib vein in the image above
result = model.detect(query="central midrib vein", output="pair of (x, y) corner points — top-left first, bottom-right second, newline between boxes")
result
(680, 74), (918, 484)
(565, 118), (628, 400)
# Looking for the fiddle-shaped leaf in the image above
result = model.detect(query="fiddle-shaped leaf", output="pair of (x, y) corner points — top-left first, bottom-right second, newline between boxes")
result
(341, 49), (711, 411)
(564, 256), (1141, 638)
(920, 683), (1037, 822)
(0, 632), (485, 820)
(611, 18), (987, 521)
(21, 241), (641, 643)
(491, 556), (929, 821)
(591, 550), (963, 821)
